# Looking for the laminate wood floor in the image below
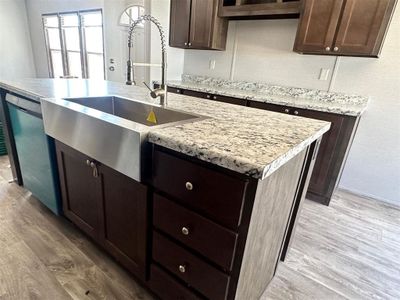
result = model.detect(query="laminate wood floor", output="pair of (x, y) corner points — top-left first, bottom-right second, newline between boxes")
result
(0, 155), (399, 300)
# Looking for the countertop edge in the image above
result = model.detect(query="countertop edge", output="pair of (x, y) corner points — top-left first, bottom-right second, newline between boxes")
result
(148, 122), (331, 180)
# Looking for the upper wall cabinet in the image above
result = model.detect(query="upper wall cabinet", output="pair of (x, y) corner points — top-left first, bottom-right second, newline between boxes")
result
(169, 0), (228, 50)
(294, 0), (397, 57)
(218, 0), (301, 18)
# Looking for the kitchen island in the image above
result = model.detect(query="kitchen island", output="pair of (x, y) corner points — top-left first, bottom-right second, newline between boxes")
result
(0, 79), (329, 300)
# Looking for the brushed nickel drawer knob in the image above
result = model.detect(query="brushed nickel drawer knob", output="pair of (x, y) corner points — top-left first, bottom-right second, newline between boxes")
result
(185, 182), (193, 191)
(334, 47), (339, 52)
(325, 46), (331, 51)
(177, 89), (181, 93)
(178, 264), (186, 273)
(284, 108), (290, 113)
(181, 227), (190, 235)
(206, 95), (211, 99)
(213, 96), (217, 100)
(294, 110), (299, 115)
(184, 42), (188, 46)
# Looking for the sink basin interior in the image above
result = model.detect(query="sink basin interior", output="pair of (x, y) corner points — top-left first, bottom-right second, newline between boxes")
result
(64, 96), (200, 126)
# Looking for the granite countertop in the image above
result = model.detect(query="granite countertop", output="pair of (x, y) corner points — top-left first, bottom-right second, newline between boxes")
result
(162, 74), (369, 117)
(0, 78), (330, 180)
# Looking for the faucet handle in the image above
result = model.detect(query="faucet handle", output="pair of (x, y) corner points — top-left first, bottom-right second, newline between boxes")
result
(143, 82), (158, 99)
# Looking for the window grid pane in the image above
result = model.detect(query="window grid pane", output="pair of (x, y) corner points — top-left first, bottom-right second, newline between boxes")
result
(43, 10), (104, 79)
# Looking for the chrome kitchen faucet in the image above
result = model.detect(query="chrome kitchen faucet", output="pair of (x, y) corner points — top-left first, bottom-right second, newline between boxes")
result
(126, 15), (168, 107)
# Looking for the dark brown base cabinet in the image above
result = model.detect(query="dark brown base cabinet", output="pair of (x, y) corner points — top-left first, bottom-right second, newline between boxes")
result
(55, 141), (148, 280)
(164, 86), (360, 206)
(54, 138), (320, 299)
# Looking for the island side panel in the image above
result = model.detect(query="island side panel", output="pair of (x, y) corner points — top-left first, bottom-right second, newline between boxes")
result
(280, 139), (320, 262)
(234, 148), (308, 300)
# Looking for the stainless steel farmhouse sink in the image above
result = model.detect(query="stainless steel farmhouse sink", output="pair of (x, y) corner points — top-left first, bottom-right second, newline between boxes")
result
(41, 96), (203, 182)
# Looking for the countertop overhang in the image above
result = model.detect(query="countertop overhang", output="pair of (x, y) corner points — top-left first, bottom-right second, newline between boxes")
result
(0, 78), (330, 180)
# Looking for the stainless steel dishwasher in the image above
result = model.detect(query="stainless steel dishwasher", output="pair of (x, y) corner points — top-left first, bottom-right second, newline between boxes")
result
(6, 94), (61, 215)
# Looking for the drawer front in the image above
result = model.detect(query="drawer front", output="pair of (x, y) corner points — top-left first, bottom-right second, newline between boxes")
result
(153, 232), (230, 300)
(152, 149), (248, 229)
(149, 264), (203, 300)
(153, 193), (238, 271)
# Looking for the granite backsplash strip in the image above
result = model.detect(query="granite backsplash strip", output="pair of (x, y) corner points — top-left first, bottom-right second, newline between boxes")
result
(163, 74), (369, 116)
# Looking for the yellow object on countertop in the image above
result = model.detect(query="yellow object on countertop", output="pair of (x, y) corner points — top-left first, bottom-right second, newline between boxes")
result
(146, 109), (157, 124)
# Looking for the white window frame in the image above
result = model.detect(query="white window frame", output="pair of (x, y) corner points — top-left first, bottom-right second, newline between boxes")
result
(42, 9), (105, 79)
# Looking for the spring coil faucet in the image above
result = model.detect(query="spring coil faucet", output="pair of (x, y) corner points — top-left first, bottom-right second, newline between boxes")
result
(126, 15), (168, 107)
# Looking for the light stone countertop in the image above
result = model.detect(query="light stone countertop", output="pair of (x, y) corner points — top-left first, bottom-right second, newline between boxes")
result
(162, 74), (369, 117)
(0, 78), (330, 179)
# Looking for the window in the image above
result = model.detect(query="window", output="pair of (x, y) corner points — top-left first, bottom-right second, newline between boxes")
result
(119, 5), (145, 27)
(43, 10), (105, 79)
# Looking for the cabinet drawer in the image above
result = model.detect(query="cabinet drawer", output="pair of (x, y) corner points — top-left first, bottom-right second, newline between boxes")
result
(152, 148), (248, 229)
(149, 264), (203, 300)
(153, 231), (230, 300)
(153, 193), (238, 271)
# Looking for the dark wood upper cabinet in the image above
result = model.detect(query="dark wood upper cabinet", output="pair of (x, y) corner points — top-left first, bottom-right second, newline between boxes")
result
(169, 0), (191, 48)
(334, 0), (397, 56)
(293, 0), (344, 53)
(294, 0), (397, 57)
(55, 141), (148, 280)
(169, 0), (228, 50)
(218, 0), (301, 18)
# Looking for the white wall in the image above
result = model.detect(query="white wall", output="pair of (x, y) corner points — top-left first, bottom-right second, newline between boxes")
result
(183, 9), (400, 205)
(0, 0), (36, 79)
(150, 0), (184, 82)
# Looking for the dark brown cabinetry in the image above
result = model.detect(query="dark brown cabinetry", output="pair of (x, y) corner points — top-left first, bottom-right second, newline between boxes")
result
(165, 87), (360, 206)
(55, 141), (148, 279)
(149, 145), (318, 299)
(218, 0), (301, 18)
(248, 101), (359, 205)
(170, 0), (228, 50)
(294, 0), (397, 57)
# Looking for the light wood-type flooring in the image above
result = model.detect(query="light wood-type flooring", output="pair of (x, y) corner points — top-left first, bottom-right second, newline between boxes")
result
(0, 155), (399, 299)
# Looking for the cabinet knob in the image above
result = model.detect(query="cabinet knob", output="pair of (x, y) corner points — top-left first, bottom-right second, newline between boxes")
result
(213, 96), (217, 100)
(181, 227), (190, 236)
(294, 110), (299, 115)
(188, 42), (192, 47)
(284, 108), (290, 113)
(178, 264), (186, 273)
(333, 47), (339, 52)
(176, 89), (181, 93)
(185, 182), (193, 191)
(206, 95), (211, 99)
(89, 161), (99, 178)
(86, 159), (91, 166)
(184, 42), (188, 46)
(325, 46), (331, 51)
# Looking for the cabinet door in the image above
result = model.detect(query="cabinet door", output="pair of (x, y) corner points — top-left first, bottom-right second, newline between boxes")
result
(100, 163), (148, 279)
(169, 0), (191, 48)
(334, 0), (396, 56)
(189, 0), (215, 48)
(294, 0), (344, 53)
(55, 141), (102, 240)
(290, 109), (344, 199)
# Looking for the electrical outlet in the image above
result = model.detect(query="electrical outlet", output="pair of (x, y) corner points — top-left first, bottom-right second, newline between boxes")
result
(209, 60), (216, 70)
(319, 68), (330, 81)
